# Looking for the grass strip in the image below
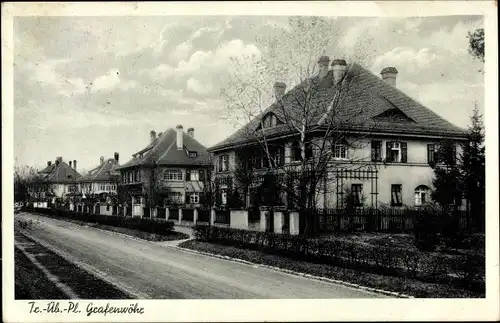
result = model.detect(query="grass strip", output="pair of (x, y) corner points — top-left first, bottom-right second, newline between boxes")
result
(179, 240), (484, 298)
(23, 212), (189, 241)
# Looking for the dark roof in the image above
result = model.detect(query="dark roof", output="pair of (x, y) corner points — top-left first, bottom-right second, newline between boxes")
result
(209, 63), (466, 152)
(38, 161), (81, 183)
(78, 158), (120, 182)
(117, 128), (211, 170)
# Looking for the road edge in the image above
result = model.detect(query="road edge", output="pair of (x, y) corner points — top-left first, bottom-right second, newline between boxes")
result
(173, 244), (414, 299)
(18, 229), (149, 300)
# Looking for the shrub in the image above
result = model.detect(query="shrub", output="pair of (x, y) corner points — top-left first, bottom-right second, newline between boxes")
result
(192, 225), (484, 290)
(413, 206), (441, 251)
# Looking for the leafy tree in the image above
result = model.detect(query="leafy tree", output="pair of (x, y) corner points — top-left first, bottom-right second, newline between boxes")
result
(14, 163), (37, 202)
(431, 139), (462, 214)
(460, 105), (485, 229)
(467, 28), (485, 62)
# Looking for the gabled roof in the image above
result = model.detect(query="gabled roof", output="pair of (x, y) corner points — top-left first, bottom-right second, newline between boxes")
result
(78, 158), (120, 182)
(38, 161), (81, 183)
(209, 63), (466, 152)
(116, 128), (211, 170)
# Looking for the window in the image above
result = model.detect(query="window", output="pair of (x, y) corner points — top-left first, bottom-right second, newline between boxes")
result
(271, 146), (285, 167)
(291, 141), (302, 162)
(333, 142), (348, 159)
(351, 184), (363, 206)
(371, 140), (382, 162)
(189, 192), (200, 204)
(218, 155), (229, 172)
(386, 141), (407, 163)
(391, 184), (403, 206)
(168, 192), (183, 204)
(164, 169), (183, 181)
(189, 151), (198, 158)
(221, 188), (228, 205)
(427, 144), (437, 164)
(262, 113), (279, 129)
(414, 185), (430, 206)
(187, 170), (199, 181)
(128, 172), (133, 183)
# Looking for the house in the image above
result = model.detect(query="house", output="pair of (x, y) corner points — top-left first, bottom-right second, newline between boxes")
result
(208, 57), (467, 210)
(30, 157), (81, 205)
(76, 153), (121, 214)
(116, 126), (212, 217)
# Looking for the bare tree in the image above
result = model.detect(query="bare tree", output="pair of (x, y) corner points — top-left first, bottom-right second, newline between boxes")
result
(219, 17), (380, 233)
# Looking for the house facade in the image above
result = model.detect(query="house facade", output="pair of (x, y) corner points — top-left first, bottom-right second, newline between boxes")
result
(116, 126), (212, 217)
(208, 57), (467, 210)
(75, 153), (121, 214)
(30, 157), (81, 204)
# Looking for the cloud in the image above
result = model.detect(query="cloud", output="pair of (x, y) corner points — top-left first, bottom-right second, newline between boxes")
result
(22, 59), (87, 97)
(371, 47), (443, 75)
(186, 77), (213, 95)
(91, 68), (137, 92)
(169, 41), (193, 61)
(175, 39), (260, 75)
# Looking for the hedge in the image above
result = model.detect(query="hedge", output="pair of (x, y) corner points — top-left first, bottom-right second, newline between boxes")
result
(24, 207), (174, 235)
(194, 225), (485, 292)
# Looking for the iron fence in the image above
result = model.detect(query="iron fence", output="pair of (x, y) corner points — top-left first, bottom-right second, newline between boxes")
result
(157, 207), (167, 219)
(169, 208), (179, 221)
(183, 208), (194, 222)
(303, 207), (473, 233)
(215, 209), (230, 224)
(197, 208), (210, 223)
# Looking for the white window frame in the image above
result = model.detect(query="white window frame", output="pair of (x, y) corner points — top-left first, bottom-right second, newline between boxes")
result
(168, 192), (184, 204)
(333, 143), (348, 160)
(221, 155), (229, 172)
(389, 142), (402, 163)
(164, 169), (183, 181)
(189, 170), (199, 181)
(189, 192), (200, 204)
(414, 186), (429, 206)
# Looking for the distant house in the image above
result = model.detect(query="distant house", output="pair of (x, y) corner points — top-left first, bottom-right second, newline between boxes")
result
(208, 58), (468, 210)
(76, 153), (121, 213)
(116, 126), (212, 217)
(31, 157), (81, 203)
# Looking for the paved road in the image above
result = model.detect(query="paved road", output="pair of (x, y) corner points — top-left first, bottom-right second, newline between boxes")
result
(17, 212), (389, 299)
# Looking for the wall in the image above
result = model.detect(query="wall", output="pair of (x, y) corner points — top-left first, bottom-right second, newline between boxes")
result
(230, 210), (249, 230)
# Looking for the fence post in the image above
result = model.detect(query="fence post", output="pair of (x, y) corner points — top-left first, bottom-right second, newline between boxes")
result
(193, 208), (198, 225)
(289, 211), (300, 235)
(178, 208), (183, 225)
(210, 208), (216, 226)
(166, 207), (170, 221)
(259, 207), (269, 232)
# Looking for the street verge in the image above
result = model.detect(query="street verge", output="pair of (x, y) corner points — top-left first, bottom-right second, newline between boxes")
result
(177, 240), (483, 298)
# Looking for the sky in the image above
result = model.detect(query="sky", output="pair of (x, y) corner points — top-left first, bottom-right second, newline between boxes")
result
(13, 15), (484, 172)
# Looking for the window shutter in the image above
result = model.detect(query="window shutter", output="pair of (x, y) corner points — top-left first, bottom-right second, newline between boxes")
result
(371, 141), (378, 162)
(186, 170), (191, 181)
(386, 141), (392, 162)
(401, 142), (408, 163)
(199, 169), (205, 182)
(427, 144), (434, 164)
(279, 147), (285, 166)
(452, 145), (457, 165)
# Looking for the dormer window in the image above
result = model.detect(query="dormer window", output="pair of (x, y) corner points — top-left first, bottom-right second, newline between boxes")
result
(189, 151), (198, 158)
(261, 113), (279, 129)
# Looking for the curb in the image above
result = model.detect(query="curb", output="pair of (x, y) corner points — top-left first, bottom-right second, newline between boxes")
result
(174, 245), (414, 299)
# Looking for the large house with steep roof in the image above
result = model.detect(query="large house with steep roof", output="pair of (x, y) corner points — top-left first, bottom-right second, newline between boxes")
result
(208, 57), (467, 210)
(30, 157), (81, 202)
(116, 126), (212, 216)
(77, 153), (121, 196)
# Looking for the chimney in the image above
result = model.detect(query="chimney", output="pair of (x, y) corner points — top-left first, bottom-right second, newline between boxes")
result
(318, 56), (330, 79)
(73, 160), (77, 171)
(150, 130), (157, 143)
(187, 127), (194, 138)
(380, 67), (398, 87)
(114, 152), (119, 164)
(69, 161), (72, 168)
(176, 125), (184, 150)
(47, 161), (52, 167)
(55, 157), (62, 166)
(331, 59), (347, 84)
(273, 82), (286, 101)
(100, 156), (105, 164)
